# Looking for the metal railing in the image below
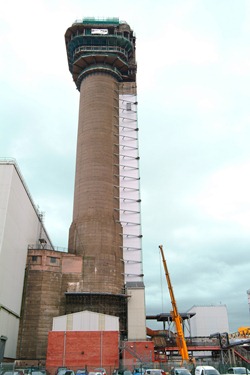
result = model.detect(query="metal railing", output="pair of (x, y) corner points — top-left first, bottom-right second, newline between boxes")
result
(28, 244), (68, 253)
(74, 45), (129, 61)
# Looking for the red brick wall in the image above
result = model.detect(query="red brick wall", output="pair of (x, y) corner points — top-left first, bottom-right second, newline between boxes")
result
(122, 341), (155, 368)
(46, 331), (119, 374)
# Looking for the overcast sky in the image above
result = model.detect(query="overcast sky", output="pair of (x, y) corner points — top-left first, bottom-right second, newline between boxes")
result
(1, 0), (250, 334)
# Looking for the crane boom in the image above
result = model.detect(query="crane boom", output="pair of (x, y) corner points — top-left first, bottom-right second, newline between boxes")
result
(159, 245), (190, 363)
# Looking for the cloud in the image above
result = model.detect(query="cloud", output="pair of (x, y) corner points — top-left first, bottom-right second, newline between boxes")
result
(196, 161), (250, 230)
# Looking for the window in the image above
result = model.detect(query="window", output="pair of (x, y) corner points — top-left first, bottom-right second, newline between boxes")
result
(126, 102), (132, 111)
(50, 257), (57, 264)
(32, 256), (37, 262)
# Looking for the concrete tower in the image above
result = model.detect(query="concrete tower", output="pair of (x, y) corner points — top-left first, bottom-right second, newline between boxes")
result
(65, 18), (146, 339)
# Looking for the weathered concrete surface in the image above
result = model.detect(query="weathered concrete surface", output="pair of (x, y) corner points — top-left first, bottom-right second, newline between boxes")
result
(68, 73), (124, 294)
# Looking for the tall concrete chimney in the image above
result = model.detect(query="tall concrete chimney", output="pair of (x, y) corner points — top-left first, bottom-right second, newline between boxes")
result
(65, 18), (146, 339)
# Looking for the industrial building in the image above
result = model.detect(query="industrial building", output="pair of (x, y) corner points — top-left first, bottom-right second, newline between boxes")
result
(11, 17), (146, 364)
(247, 290), (250, 314)
(0, 159), (53, 361)
(186, 305), (229, 337)
(1, 17), (250, 371)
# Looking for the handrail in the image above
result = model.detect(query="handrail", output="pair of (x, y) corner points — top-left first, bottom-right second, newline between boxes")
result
(234, 349), (250, 364)
(28, 244), (68, 253)
(74, 45), (129, 60)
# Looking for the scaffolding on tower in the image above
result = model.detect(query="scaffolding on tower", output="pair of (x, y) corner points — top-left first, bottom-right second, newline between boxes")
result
(114, 82), (143, 284)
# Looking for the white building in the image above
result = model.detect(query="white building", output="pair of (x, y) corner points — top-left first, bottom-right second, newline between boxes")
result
(247, 289), (250, 314)
(187, 304), (229, 337)
(0, 159), (52, 360)
(52, 310), (119, 332)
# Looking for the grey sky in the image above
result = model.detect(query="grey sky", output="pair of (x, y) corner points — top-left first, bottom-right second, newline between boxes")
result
(1, 0), (250, 333)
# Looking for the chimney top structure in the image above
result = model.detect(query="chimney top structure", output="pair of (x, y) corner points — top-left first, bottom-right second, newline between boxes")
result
(65, 17), (136, 90)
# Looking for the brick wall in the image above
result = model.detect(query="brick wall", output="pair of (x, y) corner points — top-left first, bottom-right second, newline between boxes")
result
(46, 331), (119, 375)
